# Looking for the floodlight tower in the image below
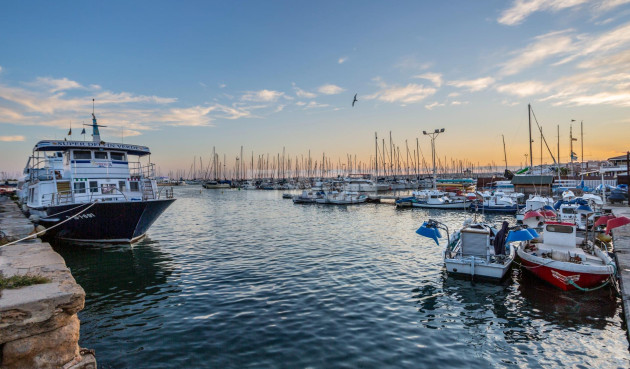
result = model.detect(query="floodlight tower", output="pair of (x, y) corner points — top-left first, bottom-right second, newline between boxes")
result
(423, 128), (445, 190)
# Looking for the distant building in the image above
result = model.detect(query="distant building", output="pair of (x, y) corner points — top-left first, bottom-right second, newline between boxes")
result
(511, 175), (554, 196)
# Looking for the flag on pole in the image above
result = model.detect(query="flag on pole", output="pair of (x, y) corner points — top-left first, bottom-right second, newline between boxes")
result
(571, 152), (578, 160)
(571, 137), (578, 141)
(81, 128), (86, 135)
(68, 128), (72, 135)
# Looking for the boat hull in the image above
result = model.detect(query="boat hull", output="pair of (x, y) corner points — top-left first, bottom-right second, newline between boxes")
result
(517, 249), (613, 291)
(445, 258), (512, 280)
(33, 199), (175, 243)
(412, 201), (469, 209)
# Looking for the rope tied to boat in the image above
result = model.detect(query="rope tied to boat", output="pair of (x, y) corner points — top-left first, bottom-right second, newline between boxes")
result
(0, 202), (97, 249)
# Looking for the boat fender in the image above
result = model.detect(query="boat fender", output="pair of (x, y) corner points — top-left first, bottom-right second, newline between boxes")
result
(29, 214), (40, 223)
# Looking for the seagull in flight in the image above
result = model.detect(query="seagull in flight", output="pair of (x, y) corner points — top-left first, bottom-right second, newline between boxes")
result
(352, 93), (358, 107)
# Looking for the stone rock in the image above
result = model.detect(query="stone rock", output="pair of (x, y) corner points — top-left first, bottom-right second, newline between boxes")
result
(2, 315), (80, 369)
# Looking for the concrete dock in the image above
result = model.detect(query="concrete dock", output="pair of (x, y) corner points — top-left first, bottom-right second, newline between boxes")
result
(0, 196), (96, 369)
(609, 204), (630, 343)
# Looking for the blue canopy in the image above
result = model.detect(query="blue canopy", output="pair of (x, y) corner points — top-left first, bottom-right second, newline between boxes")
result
(506, 229), (536, 243)
(416, 221), (442, 245)
(542, 205), (555, 211)
(526, 228), (539, 238)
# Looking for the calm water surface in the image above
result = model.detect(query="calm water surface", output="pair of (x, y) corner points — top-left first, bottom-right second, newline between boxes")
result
(54, 186), (630, 368)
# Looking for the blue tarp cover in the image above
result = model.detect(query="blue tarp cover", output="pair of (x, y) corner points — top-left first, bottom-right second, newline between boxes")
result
(416, 222), (442, 245)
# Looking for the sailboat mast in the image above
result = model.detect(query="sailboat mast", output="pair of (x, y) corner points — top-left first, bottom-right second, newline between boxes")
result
(502, 134), (507, 171)
(528, 103), (533, 170)
(580, 120), (584, 173)
(374, 132), (378, 178)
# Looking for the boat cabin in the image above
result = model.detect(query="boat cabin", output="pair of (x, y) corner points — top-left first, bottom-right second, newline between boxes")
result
(26, 140), (158, 208)
(542, 222), (577, 248)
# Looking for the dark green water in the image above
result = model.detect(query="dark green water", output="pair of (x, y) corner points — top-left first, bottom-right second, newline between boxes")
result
(54, 186), (629, 368)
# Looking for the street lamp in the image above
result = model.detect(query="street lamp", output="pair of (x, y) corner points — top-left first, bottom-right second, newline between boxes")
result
(423, 128), (445, 190)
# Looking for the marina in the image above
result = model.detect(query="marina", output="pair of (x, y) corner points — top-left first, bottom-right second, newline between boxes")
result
(50, 187), (630, 368)
(2, 1), (630, 368)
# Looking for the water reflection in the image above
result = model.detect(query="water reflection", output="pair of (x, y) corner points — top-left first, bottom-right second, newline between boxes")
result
(515, 268), (617, 329)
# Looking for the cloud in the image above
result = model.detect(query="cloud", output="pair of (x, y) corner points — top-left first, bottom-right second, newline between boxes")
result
(448, 92), (460, 98)
(219, 83), (226, 89)
(317, 84), (345, 95)
(500, 30), (576, 76)
(295, 101), (306, 106)
(414, 73), (443, 87)
(498, 0), (589, 26)
(495, 80), (551, 97)
(305, 101), (329, 109)
(555, 22), (630, 65)
(295, 88), (317, 98)
(199, 82), (207, 88)
(338, 57), (348, 64)
(31, 77), (84, 93)
(0, 135), (25, 142)
(241, 89), (285, 102)
(0, 66), (3, 73)
(425, 102), (445, 110)
(552, 91), (630, 106)
(447, 77), (495, 91)
(274, 105), (285, 113)
(365, 83), (436, 103)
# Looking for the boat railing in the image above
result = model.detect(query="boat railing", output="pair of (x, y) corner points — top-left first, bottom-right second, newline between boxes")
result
(157, 186), (174, 199)
(41, 187), (129, 206)
(129, 161), (156, 179)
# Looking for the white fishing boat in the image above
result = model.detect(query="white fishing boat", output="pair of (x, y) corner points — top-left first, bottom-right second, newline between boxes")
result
(316, 191), (367, 205)
(411, 190), (469, 209)
(24, 112), (175, 243)
(416, 219), (520, 280)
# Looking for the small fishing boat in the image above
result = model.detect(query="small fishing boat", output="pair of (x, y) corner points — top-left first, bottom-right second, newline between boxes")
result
(292, 190), (321, 204)
(402, 190), (469, 209)
(516, 195), (554, 222)
(416, 219), (521, 280)
(515, 222), (616, 291)
(282, 193), (293, 199)
(469, 191), (519, 214)
(316, 191), (367, 205)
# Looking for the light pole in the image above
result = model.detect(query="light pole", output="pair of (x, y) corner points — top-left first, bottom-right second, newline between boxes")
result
(423, 128), (445, 190)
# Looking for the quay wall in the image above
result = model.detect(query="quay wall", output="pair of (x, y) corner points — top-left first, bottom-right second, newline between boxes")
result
(0, 197), (96, 369)
(611, 205), (630, 344)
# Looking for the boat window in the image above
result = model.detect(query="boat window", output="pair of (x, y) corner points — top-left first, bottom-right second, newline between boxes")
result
(561, 208), (575, 214)
(546, 224), (573, 234)
(119, 181), (126, 191)
(73, 182), (86, 194)
(111, 152), (126, 161)
(89, 181), (98, 193)
(101, 184), (116, 194)
(130, 181), (139, 191)
(74, 151), (92, 159)
(94, 151), (108, 160)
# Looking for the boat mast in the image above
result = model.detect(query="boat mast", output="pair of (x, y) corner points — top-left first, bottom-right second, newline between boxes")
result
(374, 132), (378, 178)
(528, 103), (533, 171)
(502, 134), (507, 172)
(580, 120), (584, 173)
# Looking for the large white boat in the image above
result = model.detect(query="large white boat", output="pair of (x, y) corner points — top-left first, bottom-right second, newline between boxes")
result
(24, 113), (175, 243)
(416, 219), (519, 280)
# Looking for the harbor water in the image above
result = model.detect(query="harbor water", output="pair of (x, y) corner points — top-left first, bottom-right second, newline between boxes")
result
(54, 186), (629, 368)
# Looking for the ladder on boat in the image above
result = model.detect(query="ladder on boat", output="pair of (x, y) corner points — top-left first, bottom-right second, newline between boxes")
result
(142, 179), (155, 200)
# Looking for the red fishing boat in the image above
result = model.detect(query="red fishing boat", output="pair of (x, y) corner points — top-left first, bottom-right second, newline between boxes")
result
(517, 222), (615, 291)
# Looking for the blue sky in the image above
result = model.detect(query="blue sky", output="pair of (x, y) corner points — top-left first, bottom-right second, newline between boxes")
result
(1, 0), (629, 176)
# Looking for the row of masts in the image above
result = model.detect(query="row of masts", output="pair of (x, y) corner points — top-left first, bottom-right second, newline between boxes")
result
(161, 104), (588, 181)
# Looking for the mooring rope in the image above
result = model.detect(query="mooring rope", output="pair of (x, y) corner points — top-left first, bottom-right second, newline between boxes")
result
(0, 202), (97, 249)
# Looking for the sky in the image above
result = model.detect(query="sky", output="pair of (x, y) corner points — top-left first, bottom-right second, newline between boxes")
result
(1, 0), (629, 177)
